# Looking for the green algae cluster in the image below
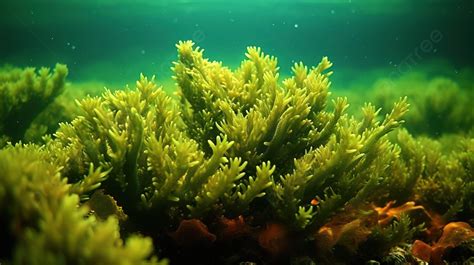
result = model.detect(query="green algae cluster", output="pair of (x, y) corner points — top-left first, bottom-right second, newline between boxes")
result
(334, 70), (474, 138)
(0, 41), (473, 265)
(0, 64), (68, 145)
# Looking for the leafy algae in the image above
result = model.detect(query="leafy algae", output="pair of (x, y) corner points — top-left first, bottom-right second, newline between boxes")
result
(0, 41), (472, 265)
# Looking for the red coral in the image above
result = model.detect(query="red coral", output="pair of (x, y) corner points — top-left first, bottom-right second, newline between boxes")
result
(258, 223), (289, 256)
(169, 219), (216, 247)
(217, 215), (252, 240)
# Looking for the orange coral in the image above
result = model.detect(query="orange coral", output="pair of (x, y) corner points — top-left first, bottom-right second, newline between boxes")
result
(412, 240), (432, 262)
(374, 200), (448, 241)
(315, 216), (374, 253)
(411, 222), (474, 264)
(374, 201), (431, 226)
(313, 205), (378, 253)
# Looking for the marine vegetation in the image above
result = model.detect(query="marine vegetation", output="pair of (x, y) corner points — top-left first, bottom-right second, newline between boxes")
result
(0, 64), (101, 145)
(0, 64), (68, 145)
(336, 71), (474, 137)
(0, 41), (473, 265)
(0, 145), (164, 265)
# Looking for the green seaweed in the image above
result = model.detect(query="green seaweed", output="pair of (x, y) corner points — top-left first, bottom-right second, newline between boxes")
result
(0, 64), (68, 144)
(0, 41), (472, 265)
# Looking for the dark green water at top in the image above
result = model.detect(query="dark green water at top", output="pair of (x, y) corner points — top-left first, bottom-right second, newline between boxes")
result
(1, 0), (473, 89)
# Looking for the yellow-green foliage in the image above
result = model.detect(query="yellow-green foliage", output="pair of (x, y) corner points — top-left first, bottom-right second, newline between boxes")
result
(0, 145), (166, 265)
(22, 81), (104, 143)
(2, 41), (472, 264)
(355, 73), (474, 137)
(393, 130), (474, 222)
(174, 41), (411, 229)
(49, 41), (411, 231)
(0, 64), (68, 144)
(53, 73), (274, 219)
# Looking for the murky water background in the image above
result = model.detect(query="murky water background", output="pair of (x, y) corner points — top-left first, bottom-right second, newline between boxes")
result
(1, 0), (473, 90)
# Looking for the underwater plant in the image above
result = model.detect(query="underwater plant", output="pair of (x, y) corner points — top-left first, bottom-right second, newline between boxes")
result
(332, 70), (474, 138)
(0, 144), (166, 265)
(0, 41), (472, 265)
(51, 41), (410, 226)
(0, 64), (68, 145)
(369, 74), (474, 137)
(21, 81), (103, 144)
(394, 129), (474, 223)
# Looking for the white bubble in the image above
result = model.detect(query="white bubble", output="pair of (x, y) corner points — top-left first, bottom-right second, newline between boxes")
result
(71, 45), (76, 50)
(294, 24), (298, 28)
(331, 10), (335, 14)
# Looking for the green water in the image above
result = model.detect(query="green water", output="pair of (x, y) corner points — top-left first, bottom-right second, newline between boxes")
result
(1, 2), (474, 264)
(2, 0), (473, 90)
